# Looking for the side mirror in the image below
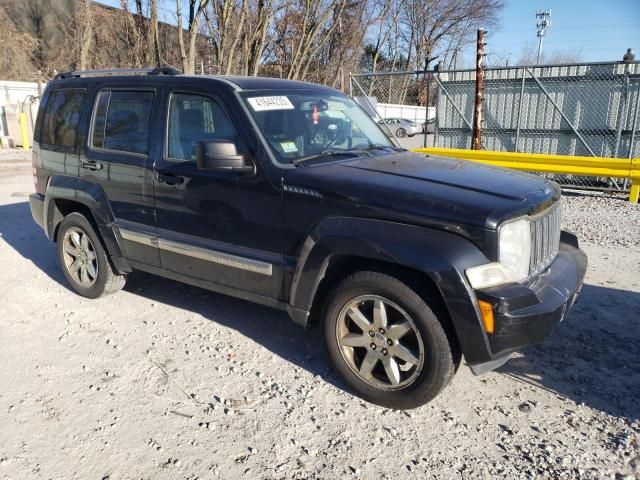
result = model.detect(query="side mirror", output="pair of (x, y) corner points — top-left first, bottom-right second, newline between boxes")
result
(195, 140), (253, 173)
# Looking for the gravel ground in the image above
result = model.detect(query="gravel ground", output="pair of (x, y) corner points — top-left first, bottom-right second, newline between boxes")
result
(562, 190), (640, 248)
(0, 160), (639, 479)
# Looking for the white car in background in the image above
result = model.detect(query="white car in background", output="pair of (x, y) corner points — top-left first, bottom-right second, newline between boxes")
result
(377, 118), (422, 137)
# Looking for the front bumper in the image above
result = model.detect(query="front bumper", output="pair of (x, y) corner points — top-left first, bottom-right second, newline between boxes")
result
(470, 232), (587, 374)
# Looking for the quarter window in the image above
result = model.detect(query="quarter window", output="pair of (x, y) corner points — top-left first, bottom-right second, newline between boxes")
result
(40, 89), (86, 149)
(91, 90), (154, 155)
(167, 93), (240, 161)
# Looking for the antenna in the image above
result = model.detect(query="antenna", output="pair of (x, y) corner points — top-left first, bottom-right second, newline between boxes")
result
(536, 9), (552, 64)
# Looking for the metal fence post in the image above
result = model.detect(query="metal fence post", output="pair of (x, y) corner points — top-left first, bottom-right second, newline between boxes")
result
(613, 63), (631, 158)
(515, 68), (527, 152)
(433, 72), (439, 148)
(629, 81), (640, 159)
(424, 70), (430, 148)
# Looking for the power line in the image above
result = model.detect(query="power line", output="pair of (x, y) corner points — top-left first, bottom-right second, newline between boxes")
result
(488, 38), (638, 47)
(498, 23), (639, 33)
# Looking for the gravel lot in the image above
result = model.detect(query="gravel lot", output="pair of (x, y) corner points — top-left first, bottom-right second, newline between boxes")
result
(562, 191), (640, 249)
(0, 155), (639, 479)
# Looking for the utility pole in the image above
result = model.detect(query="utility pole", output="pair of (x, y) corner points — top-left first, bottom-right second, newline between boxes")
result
(536, 10), (551, 64)
(472, 29), (485, 150)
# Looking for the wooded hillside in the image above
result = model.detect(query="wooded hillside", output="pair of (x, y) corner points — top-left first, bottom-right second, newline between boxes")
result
(0, 0), (504, 89)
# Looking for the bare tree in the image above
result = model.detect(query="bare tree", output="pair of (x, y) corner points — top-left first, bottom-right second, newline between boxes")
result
(271, 0), (350, 80)
(119, 0), (147, 67)
(150, 0), (161, 67)
(399, 0), (504, 71)
(204, 0), (249, 74)
(240, 0), (279, 76)
(72, 0), (95, 70)
(176, 0), (187, 69)
(314, 0), (379, 89)
(366, 0), (400, 75)
(176, 0), (211, 73)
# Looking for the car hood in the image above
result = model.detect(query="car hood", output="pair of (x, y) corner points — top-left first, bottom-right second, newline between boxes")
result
(283, 150), (560, 229)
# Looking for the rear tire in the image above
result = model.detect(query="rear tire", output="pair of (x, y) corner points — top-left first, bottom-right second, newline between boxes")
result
(323, 271), (456, 409)
(56, 212), (126, 298)
(396, 128), (407, 138)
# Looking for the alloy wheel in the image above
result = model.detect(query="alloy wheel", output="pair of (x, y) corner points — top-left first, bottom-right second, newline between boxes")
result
(62, 227), (98, 288)
(335, 295), (425, 390)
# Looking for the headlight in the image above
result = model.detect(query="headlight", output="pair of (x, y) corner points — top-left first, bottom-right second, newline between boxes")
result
(498, 218), (531, 282)
(466, 217), (531, 289)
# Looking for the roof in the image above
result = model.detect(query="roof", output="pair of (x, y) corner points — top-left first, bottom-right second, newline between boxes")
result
(210, 76), (340, 93)
(51, 68), (340, 94)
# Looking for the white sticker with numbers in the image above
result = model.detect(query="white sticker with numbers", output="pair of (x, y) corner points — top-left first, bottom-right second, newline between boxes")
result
(247, 96), (295, 111)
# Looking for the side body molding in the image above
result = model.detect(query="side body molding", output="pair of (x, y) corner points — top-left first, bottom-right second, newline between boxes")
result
(44, 175), (131, 273)
(288, 217), (495, 365)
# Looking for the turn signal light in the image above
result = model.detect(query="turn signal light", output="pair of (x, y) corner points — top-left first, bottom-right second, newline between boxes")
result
(478, 300), (494, 334)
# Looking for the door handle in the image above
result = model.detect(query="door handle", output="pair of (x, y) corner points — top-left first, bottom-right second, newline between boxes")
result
(81, 160), (103, 171)
(155, 172), (184, 186)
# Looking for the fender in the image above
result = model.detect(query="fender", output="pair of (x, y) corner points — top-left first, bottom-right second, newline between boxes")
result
(44, 175), (132, 274)
(289, 216), (495, 365)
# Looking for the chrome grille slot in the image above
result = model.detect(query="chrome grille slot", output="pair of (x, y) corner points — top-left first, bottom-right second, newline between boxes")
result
(529, 203), (561, 276)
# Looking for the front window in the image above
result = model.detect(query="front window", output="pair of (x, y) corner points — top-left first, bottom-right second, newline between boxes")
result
(166, 93), (242, 161)
(242, 91), (393, 166)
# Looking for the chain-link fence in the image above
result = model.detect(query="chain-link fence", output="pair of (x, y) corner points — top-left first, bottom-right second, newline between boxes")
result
(351, 61), (640, 191)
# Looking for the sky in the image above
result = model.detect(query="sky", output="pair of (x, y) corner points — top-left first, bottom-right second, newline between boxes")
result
(475, 0), (640, 66)
(97, 0), (640, 67)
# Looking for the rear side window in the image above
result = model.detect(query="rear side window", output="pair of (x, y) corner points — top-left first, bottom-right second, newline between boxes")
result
(40, 89), (86, 149)
(91, 90), (154, 155)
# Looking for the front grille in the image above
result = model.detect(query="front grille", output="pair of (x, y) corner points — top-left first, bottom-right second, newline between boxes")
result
(529, 203), (561, 276)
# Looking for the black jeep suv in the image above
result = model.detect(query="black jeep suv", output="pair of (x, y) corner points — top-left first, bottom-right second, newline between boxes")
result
(29, 68), (587, 409)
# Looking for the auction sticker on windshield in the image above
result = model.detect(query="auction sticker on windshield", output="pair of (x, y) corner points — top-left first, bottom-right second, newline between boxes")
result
(247, 96), (294, 111)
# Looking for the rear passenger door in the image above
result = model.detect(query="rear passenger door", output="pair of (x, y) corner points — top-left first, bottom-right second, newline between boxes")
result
(82, 87), (160, 267)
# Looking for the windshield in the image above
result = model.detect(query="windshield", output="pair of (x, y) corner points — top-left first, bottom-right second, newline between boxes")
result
(241, 91), (393, 166)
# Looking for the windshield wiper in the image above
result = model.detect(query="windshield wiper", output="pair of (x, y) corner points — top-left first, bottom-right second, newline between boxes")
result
(349, 143), (405, 153)
(292, 149), (359, 166)
(292, 145), (404, 166)
(371, 144), (403, 151)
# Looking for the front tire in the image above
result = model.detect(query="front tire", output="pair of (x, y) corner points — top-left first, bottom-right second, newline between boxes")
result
(56, 212), (126, 298)
(396, 128), (407, 138)
(323, 271), (456, 409)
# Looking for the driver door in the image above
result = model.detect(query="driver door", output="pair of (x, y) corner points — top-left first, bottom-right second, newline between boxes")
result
(153, 89), (283, 299)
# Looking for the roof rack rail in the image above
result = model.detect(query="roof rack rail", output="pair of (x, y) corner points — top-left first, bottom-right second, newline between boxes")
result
(54, 67), (181, 80)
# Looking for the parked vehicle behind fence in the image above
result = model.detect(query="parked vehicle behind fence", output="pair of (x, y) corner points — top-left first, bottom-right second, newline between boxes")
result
(29, 68), (587, 409)
(377, 117), (423, 137)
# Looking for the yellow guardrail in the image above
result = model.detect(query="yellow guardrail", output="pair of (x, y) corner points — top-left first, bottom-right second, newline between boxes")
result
(413, 147), (640, 203)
